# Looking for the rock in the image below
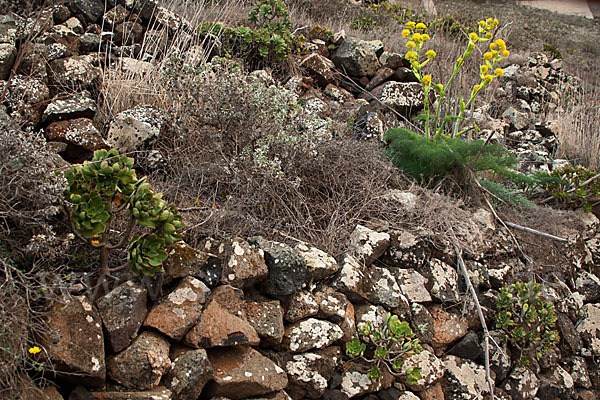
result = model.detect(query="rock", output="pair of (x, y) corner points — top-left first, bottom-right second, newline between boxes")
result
(42, 91), (97, 123)
(206, 346), (288, 399)
(502, 367), (539, 400)
(339, 366), (382, 398)
(348, 224), (390, 265)
(332, 37), (382, 77)
(153, 6), (190, 32)
(447, 332), (482, 361)
(79, 33), (101, 53)
(391, 268), (432, 303)
(284, 318), (343, 353)
(429, 305), (468, 348)
(425, 259), (459, 303)
(143, 276), (210, 340)
(295, 243), (340, 281)
(42, 295), (105, 387)
(537, 365), (574, 400)
(417, 382), (444, 400)
(45, 118), (107, 160)
(324, 84), (353, 103)
(48, 55), (101, 94)
(285, 351), (338, 398)
(254, 238), (307, 296)
(339, 299), (358, 342)
(332, 254), (374, 302)
(107, 331), (171, 390)
(64, 17), (84, 34)
(365, 67), (394, 91)
(410, 303), (435, 344)
(300, 53), (337, 87)
(0, 42), (16, 79)
(164, 348), (213, 400)
(116, 57), (153, 76)
(214, 237), (269, 288)
(162, 241), (213, 286)
(64, 0), (105, 23)
(575, 303), (600, 357)
(370, 266), (409, 314)
(383, 229), (431, 269)
(355, 304), (387, 330)
(442, 355), (491, 400)
(90, 387), (173, 399)
(400, 349), (445, 391)
(245, 300), (285, 346)
(570, 356), (592, 389)
(106, 105), (169, 152)
(372, 81), (425, 114)
(183, 285), (259, 348)
(14, 42), (47, 80)
(114, 21), (144, 45)
(379, 52), (404, 69)
(487, 330), (511, 382)
(97, 281), (148, 353)
(6, 75), (50, 125)
(502, 106), (529, 131)
(557, 313), (582, 356)
(315, 287), (349, 322)
(103, 5), (129, 28)
(575, 271), (600, 302)
(47, 43), (72, 61)
(285, 290), (320, 322)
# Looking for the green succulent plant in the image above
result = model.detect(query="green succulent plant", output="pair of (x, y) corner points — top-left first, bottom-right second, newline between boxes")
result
(63, 149), (184, 294)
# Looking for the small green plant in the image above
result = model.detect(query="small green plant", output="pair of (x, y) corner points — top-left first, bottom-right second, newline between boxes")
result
(352, 16), (378, 32)
(346, 313), (423, 383)
(542, 164), (600, 211)
(496, 281), (560, 367)
(429, 14), (474, 38)
(543, 43), (562, 60)
(63, 149), (184, 289)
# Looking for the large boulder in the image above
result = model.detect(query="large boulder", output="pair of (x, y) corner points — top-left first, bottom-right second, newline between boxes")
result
(253, 238), (307, 296)
(332, 37), (382, 77)
(48, 55), (101, 94)
(106, 105), (169, 152)
(283, 318), (343, 353)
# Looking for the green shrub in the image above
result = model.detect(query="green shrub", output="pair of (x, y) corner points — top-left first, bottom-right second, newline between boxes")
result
(496, 281), (560, 366)
(542, 164), (600, 211)
(63, 149), (184, 282)
(346, 312), (423, 383)
(351, 16), (378, 32)
(543, 43), (562, 59)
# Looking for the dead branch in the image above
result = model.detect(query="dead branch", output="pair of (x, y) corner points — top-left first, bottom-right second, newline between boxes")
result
(503, 221), (568, 242)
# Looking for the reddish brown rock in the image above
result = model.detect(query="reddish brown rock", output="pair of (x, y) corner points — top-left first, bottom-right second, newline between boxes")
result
(206, 346), (288, 399)
(107, 331), (171, 390)
(418, 381), (445, 400)
(284, 290), (319, 322)
(143, 276), (210, 340)
(162, 241), (213, 285)
(45, 118), (106, 151)
(212, 237), (268, 288)
(300, 53), (337, 87)
(42, 295), (105, 387)
(91, 386), (173, 399)
(97, 280), (148, 353)
(429, 305), (468, 348)
(245, 300), (285, 346)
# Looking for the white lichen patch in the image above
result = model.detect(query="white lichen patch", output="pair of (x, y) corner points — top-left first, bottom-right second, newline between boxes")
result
(341, 371), (379, 398)
(287, 318), (343, 352)
(286, 353), (327, 390)
(167, 287), (198, 305)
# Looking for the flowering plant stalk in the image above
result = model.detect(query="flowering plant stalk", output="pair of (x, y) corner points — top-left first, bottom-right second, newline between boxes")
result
(402, 18), (509, 140)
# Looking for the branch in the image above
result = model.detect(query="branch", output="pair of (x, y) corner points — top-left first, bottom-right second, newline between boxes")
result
(503, 221), (568, 243)
(106, 215), (136, 249)
(469, 130), (495, 170)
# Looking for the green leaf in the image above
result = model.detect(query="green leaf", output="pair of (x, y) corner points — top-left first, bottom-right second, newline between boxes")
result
(367, 366), (381, 382)
(405, 366), (422, 385)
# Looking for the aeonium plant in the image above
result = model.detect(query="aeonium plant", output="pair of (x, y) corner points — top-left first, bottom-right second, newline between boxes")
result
(401, 18), (509, 140)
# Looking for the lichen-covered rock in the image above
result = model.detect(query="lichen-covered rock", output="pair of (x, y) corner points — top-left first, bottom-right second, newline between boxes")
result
(143, 276), (210, 340)
(570, 356), (592, 389)
(348, 224), (390, 265)
(114, 21), (144, 45)
(300, 53), (337, 87)
(410, 303), (435, 344)
(391, 268), (432, 303)
(502, 367), (539, 400)
(206, 346), (288, 399)
(333, 254), (374, 302)
(285, 351), (339, 398)
(91, 386), (173, 400)
(42, 91), (97, 123)
(106, 105), (169, 152)
(382, 229), (431, 269)
(48, 55), (101, 93)
(63, 0), (106, 23)
(164, 348), (213, 400)
(0, 42), (17, 79)
(184, 285), (259, 348)
(45, 118), (107, 157)
(339, 366), (382, 398)
(163, 241), (214, 286)
(314, 286), (349, 322)
(245, 300), (285, 346)
(208, 237), (268, 288)
(42, 295), (105, 387)
(429, 305), (468, 348)
(97, 281), (148, 353)
(537, 365), (574, 400)
(295, 243), (340, 281)
(285, 290), (320, 322)
(284, 318), (343, 353)
(557, 313), (582, 356)
(576, 303), (600, 357)
(253, 238), (307, 296)
(332, 37), (382, 77)
(373, 81), (425, 114)
(575, 271), (600, 302)
(370, 266), (409, 315)
(354, 304), (387, 330)
(442, 355), (491, 400)
(425, 259), (459, 303)
(107, 331), (171, 390)
(400, 349), (445, 391)
(6, 75), (50, 125)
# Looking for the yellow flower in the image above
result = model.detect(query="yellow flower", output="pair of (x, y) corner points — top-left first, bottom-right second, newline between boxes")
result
(502, 50), (510, 57)
(480, 65), (489, 74)
(491, 50), (499, 58)
(422, 75), (432, 85)
(437, 84), (444, 91)
(474, 84), (480, 91)
(422, 33), (430, 41)
(496, 39), (506, 50)
(406, 41), (416, 49)
(486, 32), (493, 39)
(412, 32), (422, 42)
(486, 18), (493, 24)
(478, 20), (486, 28)
(484, 74), (494, 82)
(425, 49), (436, 59)
(469, 32), (479, 42)
(416, 22), (427, 31)
(91, 240), (100, 245)
(406, 21), (416, 29)
(402, 29), (411, 38)
(490, 42), (497, 50)
(493, 18), (499, 25)
(483, 52), (493, 60)
(495, 68), (504, 77)
(405, 51), (417, 60)
(29, 346), (41, 355)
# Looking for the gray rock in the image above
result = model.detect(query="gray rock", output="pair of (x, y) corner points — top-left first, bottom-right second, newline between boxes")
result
(339, 366), (382, 398)
(79, 32), (101, 53)
(348, 224), (390, 265)
(285, 351), (338, 398)
(106, 105), (169, 152)
(48, 55), (101, 93)
(284, 318), (343, 353)
(487, 330), (511, 382)
(90, 387), (173, 400)
(373, 81), (425, 114)
(354, 303), (387, 330)
(0, 42), (16, 80)
(114, 21), (144, 45)
(7, 75), (50, 125)
(254, 238), (306, 296)
(211, 237), (268, 288)
(315, 286), (349, 322)
(447, 332), (482, 361)
(97, 280), (148, 353)
(165, 348), (213, 400)
(295, 243), (340, 282)
(332, 37), (382, 77)
(42, 90), (97, 123)
(300, 53), (337, 87)
(333, 254), (374, 302)
(401, 349), (445, 391)
(107, 331), (171, 390)
(64, 0), (106, 23)
(285, 290), (319, 322)
(575, 271), (600, 302)
(245, 300), (285, 346)
(557, 313), (582, 356)
(425, 258), (459, 302)
(442, 355), (491, 400)
(47, 43), (72, 61)
(370, 266), (409, 314)
(537, 365), (574, 400)
(502, 106), (530, 131)
(575, 303), (600, 357)
(502, 367), (539, 400)
(392, 268), (432, 303)
(383, 229), (431, 269)
(570, 356), (591, 389)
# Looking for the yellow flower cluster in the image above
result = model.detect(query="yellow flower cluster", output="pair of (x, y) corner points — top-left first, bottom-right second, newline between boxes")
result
(474, 37), (509, 92)
(29, 346), (41, 355)
(403, 21), (436, 71)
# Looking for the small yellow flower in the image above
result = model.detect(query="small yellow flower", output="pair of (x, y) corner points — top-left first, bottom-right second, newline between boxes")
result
(502, 49), (510, 57)
(91, 240), (100, 245)
(422, 75), (432, 85)
(437, 84), (444, 91)
(478, 20), (486, 28)
(469, 32), (479, 42)
(495, 68), (504, 77)
(483, 52), (493, 61)
(422, 33), (430, 41)
(425, 49), (436, 59)
(496, 39), (506, 50)
(29, 346), (41, 355)
(402, 29), (411, 38)
(412, 32), (422, 42)
(480, 65), (489, 74)
(486, 18), (493, 25)
(416, 22), (427, 31)
(484, 74), (494, 82)
(493, 18), (499, 25)
(490, 42), (497, 50)
(491, 50), (499, 58)
(474, 84), (481, 91)
(485, 32), (493, 39)
(405, 51), (417, 60)
(406, 21), (416, 29)
(406, 41), (416, 49)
